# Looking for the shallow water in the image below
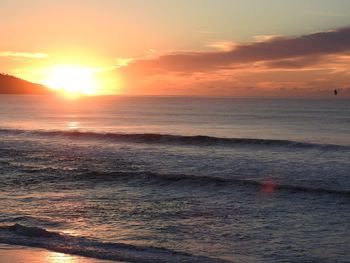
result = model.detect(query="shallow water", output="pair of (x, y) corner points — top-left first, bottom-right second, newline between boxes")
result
(0, 95), (349, 262)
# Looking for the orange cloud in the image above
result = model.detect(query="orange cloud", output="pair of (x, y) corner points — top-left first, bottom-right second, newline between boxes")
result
(0, 51), (48, 59)
(117, 27), (350, 97)
(207, 41), (236, 51)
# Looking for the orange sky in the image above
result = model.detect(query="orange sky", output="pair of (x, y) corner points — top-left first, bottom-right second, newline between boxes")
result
(1, 0), (350, 97)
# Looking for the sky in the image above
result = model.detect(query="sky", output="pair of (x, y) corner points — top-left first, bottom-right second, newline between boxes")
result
(1, 0), (350, 96)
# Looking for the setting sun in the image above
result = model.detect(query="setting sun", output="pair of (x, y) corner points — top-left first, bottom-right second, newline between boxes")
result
(43, 65), (98, 96)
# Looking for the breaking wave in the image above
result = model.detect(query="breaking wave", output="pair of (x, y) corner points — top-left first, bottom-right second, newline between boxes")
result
(1, 128), (348, 150)
(76, 171), (350, 197)
(0, 224), (230, 263)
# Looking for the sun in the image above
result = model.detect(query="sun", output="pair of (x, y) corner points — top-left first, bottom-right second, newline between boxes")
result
(43, 65), (98, 96)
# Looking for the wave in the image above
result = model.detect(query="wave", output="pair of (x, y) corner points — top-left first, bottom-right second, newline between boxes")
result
(3, 164), (349, 198)
(0, 224), (230, 263)
(1, 128), (348, 150)
(0, 216), (63, 227)
(2, 157), (348, 197)
(76, 171), (350, 198)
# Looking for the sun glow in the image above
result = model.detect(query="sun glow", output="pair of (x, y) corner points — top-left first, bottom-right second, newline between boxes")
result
(43, 65), (99, 96)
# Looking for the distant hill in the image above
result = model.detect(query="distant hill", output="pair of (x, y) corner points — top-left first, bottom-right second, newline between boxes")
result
(0, 73), (54, 94)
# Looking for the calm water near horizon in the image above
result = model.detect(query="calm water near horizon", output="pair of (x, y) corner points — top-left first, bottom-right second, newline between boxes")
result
(0, 95), (349, 262)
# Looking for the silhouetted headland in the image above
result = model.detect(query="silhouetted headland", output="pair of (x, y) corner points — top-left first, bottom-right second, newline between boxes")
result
(0, 73), (54, 94)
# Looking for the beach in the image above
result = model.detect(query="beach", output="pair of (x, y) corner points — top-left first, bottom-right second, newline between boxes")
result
(0, 244), (119, 263)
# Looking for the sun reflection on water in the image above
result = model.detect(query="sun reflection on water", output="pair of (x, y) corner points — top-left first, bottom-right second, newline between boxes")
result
(46, 251), (77, 263)
(67, 121), (79, 130)
(44, 250), (120, 263)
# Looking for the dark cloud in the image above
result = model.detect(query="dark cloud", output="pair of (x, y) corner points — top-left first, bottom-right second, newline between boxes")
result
(121, 27), (350, 75)
(265, 56), (324, 69)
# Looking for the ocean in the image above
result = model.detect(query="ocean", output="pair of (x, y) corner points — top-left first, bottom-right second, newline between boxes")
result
(0, 95), (349, 262)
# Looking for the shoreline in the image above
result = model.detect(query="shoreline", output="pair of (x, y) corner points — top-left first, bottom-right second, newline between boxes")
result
(0, 244), (122, 263)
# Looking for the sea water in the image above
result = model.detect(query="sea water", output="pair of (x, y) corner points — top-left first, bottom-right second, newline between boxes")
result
(0, 95), (349, 262)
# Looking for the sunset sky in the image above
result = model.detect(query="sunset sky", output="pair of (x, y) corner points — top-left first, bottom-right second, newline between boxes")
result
(1, 0), (350, 96)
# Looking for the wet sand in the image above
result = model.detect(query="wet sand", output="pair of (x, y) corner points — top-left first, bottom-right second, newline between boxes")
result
(0, 244), (122, 263)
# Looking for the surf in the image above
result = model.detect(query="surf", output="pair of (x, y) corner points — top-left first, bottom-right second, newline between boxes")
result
(0, 224), (230, 263)
(1, 128), (348, 151)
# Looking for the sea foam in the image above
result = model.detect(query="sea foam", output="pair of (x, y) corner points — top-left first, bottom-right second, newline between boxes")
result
(0, 224), (230, 263)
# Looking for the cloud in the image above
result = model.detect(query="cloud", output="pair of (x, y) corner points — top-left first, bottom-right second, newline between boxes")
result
(121, 27), (350, 76)
(118, 27), (350, 97)
(207, 41), (236, 51)
(253, 35), (279, 42)
(0, 51), (48, 59)
(264, 56), (324, 69)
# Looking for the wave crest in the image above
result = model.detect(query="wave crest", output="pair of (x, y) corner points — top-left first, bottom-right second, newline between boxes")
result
(1, 128), (348, 150)
(77, 171), (350, 197)
(0, 224), (230, 263)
